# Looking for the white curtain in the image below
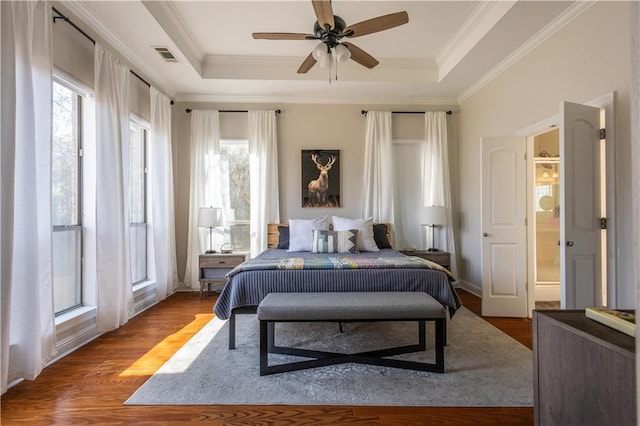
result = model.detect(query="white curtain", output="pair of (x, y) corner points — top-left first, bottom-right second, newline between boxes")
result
(423, 111), (458, 277)
(363, 111), (395, 224)
(249, 110), (280, 257)
(94, 44), (133, 331)
(149, 87), (178, 301)
(1, 0), (56, 393)
(184, 110), (222, 288)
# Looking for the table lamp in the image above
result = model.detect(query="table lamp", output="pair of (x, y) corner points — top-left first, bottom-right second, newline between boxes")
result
(422, 206), (446, 252)
(198, 207), (223, 253)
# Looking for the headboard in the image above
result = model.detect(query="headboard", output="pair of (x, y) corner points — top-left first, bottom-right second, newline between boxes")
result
(267, 223), (392, 249)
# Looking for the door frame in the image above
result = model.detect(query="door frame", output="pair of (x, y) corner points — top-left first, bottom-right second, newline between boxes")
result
(517, 92), (616, 315)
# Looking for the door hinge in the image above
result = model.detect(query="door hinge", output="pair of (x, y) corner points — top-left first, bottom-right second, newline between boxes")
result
(78, 148), (83, 157)
(524, 217), (527, 226)
(600, 217), (607, 229)
(600, 128), (606, 140)
(524, 152), (527, 161)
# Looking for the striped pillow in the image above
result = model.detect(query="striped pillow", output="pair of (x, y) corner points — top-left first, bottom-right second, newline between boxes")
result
(312, 229), (359, 254)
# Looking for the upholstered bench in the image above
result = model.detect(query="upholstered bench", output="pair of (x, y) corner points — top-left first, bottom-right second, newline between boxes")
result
(257, 291), (446, 376)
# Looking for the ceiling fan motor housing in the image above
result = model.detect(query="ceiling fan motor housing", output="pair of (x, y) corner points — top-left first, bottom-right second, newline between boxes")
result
(314, 15), (348, 47)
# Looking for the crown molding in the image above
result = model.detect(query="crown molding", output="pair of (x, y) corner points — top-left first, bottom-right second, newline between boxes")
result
(457, 1), (596, 104)
(436, 1), (516, 81)
(61, 1), (176, 97)
(175, 93), (459, 106)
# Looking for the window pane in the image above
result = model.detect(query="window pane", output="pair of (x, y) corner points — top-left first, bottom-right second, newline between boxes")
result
(220, 142), (249, 220)
(129, 122), (145, 223)
(129, 121), (147, 284)
(130, 224), (147, 284)
(52, 82), (80, 226)
(220, 141), (250, 251)
(53, 228), (82, 313)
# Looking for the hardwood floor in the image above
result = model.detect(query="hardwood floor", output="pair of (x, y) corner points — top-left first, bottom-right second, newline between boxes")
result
(1, 290), (533, 425)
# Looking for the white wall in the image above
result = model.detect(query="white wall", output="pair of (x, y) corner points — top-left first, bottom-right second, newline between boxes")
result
(458, 2), (633, 306)
(173, 103), (458, 280)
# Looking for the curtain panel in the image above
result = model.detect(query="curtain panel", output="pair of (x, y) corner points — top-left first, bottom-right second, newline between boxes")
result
(363, 111), (395, 225)
(423, 111), (458, 277)
(94, 43), (134, 331)
(1, 0), (56, 393)
(249, 110), (280, 257)
(149, 87), (178, 300)
(184, 110), (223, 288)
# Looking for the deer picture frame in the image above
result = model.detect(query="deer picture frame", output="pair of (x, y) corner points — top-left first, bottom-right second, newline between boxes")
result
(301, 149), (340, 208)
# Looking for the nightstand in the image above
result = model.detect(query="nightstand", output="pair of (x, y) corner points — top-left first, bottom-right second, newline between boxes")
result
(199, 252), (247, 298)
(399, 250), (450, 269)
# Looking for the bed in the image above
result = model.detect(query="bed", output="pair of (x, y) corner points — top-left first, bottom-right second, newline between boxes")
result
(213, 222), (462, 348)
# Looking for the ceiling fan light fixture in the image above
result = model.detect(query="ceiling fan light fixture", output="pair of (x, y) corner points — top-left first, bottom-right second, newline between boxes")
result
(333, 44), (351, 63)
(312, 42), (329, 61)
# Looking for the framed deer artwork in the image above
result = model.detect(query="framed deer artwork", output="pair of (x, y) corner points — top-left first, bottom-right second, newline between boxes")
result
(301, 149), (340, 207)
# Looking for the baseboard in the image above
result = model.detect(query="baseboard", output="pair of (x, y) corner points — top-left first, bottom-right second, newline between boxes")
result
(534, 284), (560, 301)
(459, 280), (482, 298)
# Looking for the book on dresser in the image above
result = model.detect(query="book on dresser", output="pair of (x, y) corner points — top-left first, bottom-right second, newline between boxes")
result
(585, 307), (636, 337)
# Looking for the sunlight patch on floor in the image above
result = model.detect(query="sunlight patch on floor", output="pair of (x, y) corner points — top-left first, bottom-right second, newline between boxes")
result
(119, 313), (215, 377)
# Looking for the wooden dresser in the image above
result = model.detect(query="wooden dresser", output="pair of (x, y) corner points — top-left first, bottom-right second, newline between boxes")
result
(533, 310), (636, 425)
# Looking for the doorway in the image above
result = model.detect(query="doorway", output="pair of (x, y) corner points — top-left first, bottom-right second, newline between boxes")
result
(525, 102), (609, 313)
(531, 129), (561, 309)
(483, 95), (615, 317)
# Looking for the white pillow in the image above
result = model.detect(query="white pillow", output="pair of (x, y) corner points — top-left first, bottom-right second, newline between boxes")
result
(331, 216), (380, 252)
(287, 216), (330, 252)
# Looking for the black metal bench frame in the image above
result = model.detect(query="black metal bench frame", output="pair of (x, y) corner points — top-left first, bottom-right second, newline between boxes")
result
(259, 317), (445, 376)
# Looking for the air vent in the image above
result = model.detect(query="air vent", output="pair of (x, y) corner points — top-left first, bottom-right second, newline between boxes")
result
(153, 46), (178, 63)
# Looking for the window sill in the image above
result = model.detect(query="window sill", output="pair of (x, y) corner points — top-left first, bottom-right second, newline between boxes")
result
(55, 305), (96, 328)
(133, 279), (156, 292)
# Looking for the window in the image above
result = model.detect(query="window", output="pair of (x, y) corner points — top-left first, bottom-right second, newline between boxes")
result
(129, 120), (148, 285)
(52, 80), (83, 315)
(220, 139), (250, 251)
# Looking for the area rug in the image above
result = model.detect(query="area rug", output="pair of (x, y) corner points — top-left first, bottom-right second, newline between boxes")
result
(126, 307), (533, 406)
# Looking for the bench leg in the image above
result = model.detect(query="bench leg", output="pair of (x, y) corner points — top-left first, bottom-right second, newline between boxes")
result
(228, 312), (236, 349)
(267, 321), (275, 351)
(435, 318), (445, 372)
(260, 319), (445, 375)
(260, 320), (269, 375)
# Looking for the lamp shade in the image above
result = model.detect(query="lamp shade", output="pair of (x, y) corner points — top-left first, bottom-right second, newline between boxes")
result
(422, 206), (446, 226)
(198, 207), (222, 228)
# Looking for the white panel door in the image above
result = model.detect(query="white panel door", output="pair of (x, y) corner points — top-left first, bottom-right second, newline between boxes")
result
(560, 101), (602, 309)
(481, 137), (528, 317)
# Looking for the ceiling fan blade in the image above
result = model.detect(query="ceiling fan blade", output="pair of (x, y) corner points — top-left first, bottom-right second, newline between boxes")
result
(342, 42), (379, 69)
(297, 52), (317, 74)
(312, 0), (335, 30)
(253, 32), (317, 40)
(344, 11), (409, 38)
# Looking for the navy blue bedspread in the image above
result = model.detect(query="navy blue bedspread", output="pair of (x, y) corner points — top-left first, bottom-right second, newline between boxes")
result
(213, 249), (462, 319)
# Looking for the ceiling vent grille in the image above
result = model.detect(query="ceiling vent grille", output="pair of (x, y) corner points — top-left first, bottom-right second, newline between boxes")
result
(153, 47), (178, 63)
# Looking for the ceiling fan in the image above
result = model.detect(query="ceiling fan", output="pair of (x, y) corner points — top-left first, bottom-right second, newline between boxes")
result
(252, 0), (409, 74)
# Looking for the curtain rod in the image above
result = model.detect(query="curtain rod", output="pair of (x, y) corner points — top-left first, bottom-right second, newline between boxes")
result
(360, 110), (452, 116)
(185, 109), (281, 114)
(51, 7), (174, 106)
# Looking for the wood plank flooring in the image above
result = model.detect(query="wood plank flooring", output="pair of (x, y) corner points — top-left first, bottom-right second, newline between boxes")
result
(1, 290), (533, 425)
